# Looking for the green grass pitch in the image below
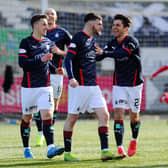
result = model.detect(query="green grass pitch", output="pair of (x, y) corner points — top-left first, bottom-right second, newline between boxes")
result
(0, 117), (168, 168)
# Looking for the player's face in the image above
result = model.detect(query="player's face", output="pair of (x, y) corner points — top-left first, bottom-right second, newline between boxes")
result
(36, 18), (48, 36)
(112, 19), (128, 39)
(45, 8), (57, 26)
(92, 19), (103, 36)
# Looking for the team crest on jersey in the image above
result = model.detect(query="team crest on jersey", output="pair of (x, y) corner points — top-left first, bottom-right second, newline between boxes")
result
(19, 48), (26, 53)
(46, 45), (50, 50)
(103, 45), (108, 49)
(85, 38), (91, 46)
(55, 33), (59, 38)
(111, 46), (116, 50)
(32, 45), (37, 49)
(69, 43), (76, 48)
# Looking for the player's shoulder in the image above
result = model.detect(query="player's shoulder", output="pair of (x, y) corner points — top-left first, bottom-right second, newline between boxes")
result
(57, 25), (68, 32)
(69, 32), (82, 47)
(56, 25), (71, 34)
(126, 35), (139, 45)
(19, 36), (33, 51)
(20, 35), (31, 45)
(22, 35), (31, 41)
(75, 31), (82, 36)
(125, 35), (140, 50)
(72, 31), (83, 40)
(54, 25), (72, 39)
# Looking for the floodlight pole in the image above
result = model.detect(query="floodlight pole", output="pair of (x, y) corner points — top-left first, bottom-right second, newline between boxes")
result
(41, 0), (48, 13)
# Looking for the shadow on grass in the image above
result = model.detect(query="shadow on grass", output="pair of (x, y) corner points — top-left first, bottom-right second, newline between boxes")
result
(0, 157), (123, 168)
(0, 158), (168, 168)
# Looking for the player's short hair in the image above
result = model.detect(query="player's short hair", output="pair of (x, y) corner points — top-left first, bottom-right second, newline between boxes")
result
(113, 14), (132, 28)
(31, 14), (48, 28)
(45, 8), (57, 17)
(84, 13), (102, 23)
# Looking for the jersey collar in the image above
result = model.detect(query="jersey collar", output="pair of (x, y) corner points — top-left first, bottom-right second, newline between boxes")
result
(47, 25), (57, 31)
(31, 35), (43, 42)
(81, 30), (91, 38)
(117, 34), (128, 44)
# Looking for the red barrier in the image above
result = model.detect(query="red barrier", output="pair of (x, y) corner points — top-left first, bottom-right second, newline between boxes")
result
(0, 77), (146, 113)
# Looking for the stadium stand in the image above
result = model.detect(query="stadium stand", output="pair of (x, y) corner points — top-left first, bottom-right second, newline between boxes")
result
(0, 12), (7, 28)
(0, 1), (168, 47)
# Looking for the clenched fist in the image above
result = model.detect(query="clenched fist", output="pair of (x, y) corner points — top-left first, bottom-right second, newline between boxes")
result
(41, 53), (53, 62)
(56, 67), (65, 75)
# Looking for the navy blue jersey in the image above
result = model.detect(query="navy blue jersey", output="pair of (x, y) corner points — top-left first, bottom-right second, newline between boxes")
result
(65, 31), (97, 86)
(97, 35), (144, 86)
(46, 25), (71, 73)
(18, 35), (55, 88)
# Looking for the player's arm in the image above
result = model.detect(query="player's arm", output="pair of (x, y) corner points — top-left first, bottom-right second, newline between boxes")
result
(19, 53), (52, 70)
(104, 42), (136, 59)
(49, 40), (66, 56)
(96, 39), (137, 60)
(150, 65), (168, 80)
(48, 61), (56, 71)
(64, 52), (78, 87)
(95, 43), (110, 61)
(18, 39), (41, 70)
(64, 49), (75, 79)
(51, 45), (67, 56)
(49, 61), (64, 75)
(19, 39), (53, 70)
(64, 40), (79, 87)
(51, 30), (72, 57)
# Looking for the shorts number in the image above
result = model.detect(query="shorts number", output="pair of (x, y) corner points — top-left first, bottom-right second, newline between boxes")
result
(48, 93), (51, 102)
(134, 98), (140, 108)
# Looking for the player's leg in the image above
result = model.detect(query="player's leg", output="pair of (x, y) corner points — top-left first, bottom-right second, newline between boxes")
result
(20, 87), (35, 159)
(63, 85), (87, 161)
(113, 108), (127, 157)
(50, 74), (63, 125)
(40, 109), (64, 158)
(53, 98), (59, 125)
(127, 84), (142, 157)
(39, 86), (64, 158)
(34, 111), (44, 146)
(63, 114), (79, 161)
(128, 111), (140, 157)
(112, 86), (127, 157)
(95, 107), (114, 161)
(90, 86), (114, 161)
(20, 114), (33, 159)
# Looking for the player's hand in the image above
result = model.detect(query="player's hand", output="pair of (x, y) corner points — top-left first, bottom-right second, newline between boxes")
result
(55, 67), (65, 75)
(95, 43), (103, 55)
(69, 78), (79, 88)
(41, 53), (53, 62)
(51, 45), (62, 55)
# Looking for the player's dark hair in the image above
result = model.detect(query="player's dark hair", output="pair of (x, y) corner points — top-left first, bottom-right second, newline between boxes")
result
(31, 14), (48, 28)
(113, 14), (132, 27)
(84, 13), (102, 23)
